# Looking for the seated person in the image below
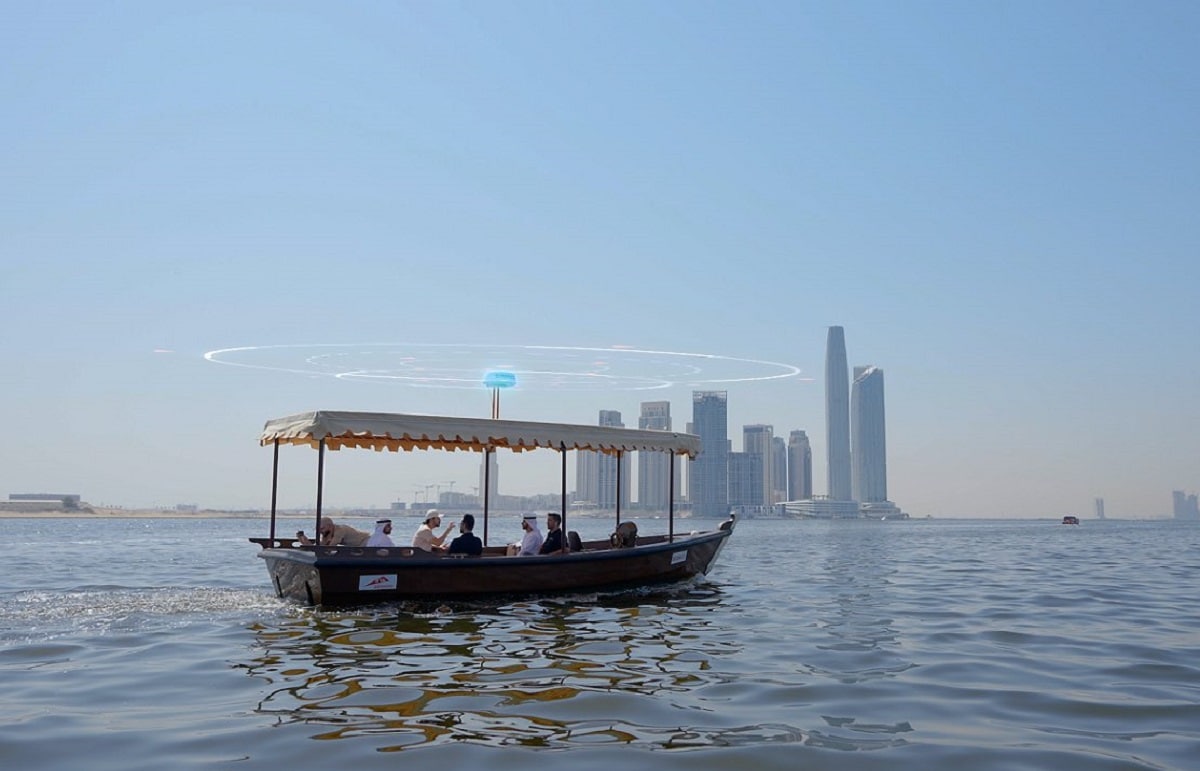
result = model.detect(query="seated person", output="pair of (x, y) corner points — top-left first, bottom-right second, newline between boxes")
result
(297, 517), (370, 547)
(538, 512), (567, 555)
(367, 518), (395, 547)
(610, 520), (638, 548)
(447, 513), (483, 556)
(506, 513), (543, 556)
(412, 510), (454, 552)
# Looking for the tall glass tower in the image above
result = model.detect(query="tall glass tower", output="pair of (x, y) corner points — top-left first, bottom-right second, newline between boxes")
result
(825, 326), (852, 500)
(638, 401), (678, 511)
(787, 429), (813, 500)
(576, 409), (629, 509)
(743, 424), (774, 509)
(690, 391), (729, 519)
(771, 436), (787, 503)
(851, 366), (887, 503)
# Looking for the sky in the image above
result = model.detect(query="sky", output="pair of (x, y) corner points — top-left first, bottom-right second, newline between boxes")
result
(3, 1), (1198, 518)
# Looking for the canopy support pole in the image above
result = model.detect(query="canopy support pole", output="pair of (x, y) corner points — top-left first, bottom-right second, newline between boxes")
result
(560, 442), (568, 536)
(269, 439), (280, 541)
(668, 450), (676, 542)
(615, 450), (622, 526)
(482, 448), (491, 546)
(315, 439), (325, 530)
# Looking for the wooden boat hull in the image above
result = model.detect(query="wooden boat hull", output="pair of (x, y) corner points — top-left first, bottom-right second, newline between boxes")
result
(256, 520), (734, 606)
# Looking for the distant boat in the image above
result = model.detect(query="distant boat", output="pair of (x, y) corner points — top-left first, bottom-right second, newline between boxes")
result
(1062, 515), (1080, 525)
(250, 410), (736, 606)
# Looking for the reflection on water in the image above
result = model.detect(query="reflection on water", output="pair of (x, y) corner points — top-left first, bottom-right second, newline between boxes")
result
(239, 585), (777, 751)
(818, 525), (900, 653)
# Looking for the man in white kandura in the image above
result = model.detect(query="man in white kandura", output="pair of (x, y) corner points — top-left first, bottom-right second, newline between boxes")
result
(366, 518), (395, 547)
(506, 513), (543, 556)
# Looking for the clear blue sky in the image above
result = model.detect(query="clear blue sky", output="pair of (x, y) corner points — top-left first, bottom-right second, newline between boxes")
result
(3, 1), (1197, 517)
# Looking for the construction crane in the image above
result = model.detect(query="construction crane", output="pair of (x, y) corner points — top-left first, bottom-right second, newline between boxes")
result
(428, 481), (457, 506)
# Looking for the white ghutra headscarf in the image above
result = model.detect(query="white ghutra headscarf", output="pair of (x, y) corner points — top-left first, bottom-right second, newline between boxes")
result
(366, 519), (394, 547)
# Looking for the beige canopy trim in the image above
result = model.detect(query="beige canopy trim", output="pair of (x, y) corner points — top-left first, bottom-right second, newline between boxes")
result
(260, 410), (702, 457)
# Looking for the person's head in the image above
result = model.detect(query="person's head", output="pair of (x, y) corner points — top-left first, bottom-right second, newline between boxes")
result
(425, 509), (441, 527)
(522, 513), (537, 531)
(376, 518), (392, 534)
(460, 513), (475, 532)
(546, 512), (562, 531)
(318, 517), (335, 540)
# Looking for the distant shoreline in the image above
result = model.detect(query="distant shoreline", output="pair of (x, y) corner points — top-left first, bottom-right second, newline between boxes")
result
(0, 507), (364, 520)
(0, 509), (269, 519)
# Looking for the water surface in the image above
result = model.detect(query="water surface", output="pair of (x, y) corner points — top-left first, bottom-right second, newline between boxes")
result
(2, 516), (1197, 770)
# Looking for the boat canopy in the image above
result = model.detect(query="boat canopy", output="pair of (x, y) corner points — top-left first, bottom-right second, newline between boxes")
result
(260, 410), (702, 457)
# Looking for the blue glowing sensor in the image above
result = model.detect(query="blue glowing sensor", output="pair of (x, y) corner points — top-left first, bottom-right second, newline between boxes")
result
(483, 370), (518, 389)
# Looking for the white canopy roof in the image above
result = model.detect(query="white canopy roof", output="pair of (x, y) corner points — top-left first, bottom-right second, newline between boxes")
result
(260, 411), (702, 457)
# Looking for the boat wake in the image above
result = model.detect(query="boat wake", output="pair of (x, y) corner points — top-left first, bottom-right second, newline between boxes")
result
(0, 586), (290, 644)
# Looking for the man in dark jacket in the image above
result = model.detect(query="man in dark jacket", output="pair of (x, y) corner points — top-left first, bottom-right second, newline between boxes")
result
(538, 512), (566, 555)
(448, 514), (483, 556)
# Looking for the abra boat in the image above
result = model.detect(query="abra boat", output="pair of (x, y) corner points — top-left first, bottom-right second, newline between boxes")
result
(1062, 515), (1080, 525)
(250, 410), (736, 606)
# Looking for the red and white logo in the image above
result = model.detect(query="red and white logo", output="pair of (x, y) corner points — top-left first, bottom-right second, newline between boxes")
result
(359, 574), (398, 591)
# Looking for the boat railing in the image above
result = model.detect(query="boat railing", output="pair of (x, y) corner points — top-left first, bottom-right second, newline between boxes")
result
(251, 524), (730, 559)
(249, 536), (306, 550)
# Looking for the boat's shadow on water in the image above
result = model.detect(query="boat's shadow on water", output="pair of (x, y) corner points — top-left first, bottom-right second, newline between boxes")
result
(236, 580), (840, 752)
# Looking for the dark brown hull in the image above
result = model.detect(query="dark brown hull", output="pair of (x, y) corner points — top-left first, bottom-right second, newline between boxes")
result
(256, 520), (735, 607)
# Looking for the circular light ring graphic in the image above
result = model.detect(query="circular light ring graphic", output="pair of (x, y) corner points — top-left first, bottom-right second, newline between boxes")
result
(203, 343), (807, 391)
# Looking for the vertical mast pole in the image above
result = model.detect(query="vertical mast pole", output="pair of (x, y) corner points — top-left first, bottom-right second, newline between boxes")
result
(270, 439), (280, 542)
(560, 442), (568, 537)
(668, 450), (676, 542)
(315, 439), (325, 532)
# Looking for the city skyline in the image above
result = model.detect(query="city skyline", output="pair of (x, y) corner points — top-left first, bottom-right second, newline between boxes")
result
(3, 365), (1194, 520)
(4, 4), (1198, 519)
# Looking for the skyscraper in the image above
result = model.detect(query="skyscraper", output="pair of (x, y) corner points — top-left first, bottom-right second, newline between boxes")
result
(727, 451), (763, 509)
(825, 326), (851, 500)
(576, 410), (630, 509)
(743, 424), (774, 510)
(690, 391), (729, 519)
(787, 429), (813, 500)
(851, 365), (887, 503)
(575, 437), (598, 507)
(1174, 490), (1200, 520)
(771, 435), (788, 504)
(638, 401), (679, 511)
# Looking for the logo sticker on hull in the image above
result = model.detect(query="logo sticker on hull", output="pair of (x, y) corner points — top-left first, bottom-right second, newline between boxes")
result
(671, 550), (687, 565)
(359, 574), (398, 591)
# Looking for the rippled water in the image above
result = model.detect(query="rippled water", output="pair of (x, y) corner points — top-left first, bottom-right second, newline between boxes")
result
(1, 516), (1197, 770)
